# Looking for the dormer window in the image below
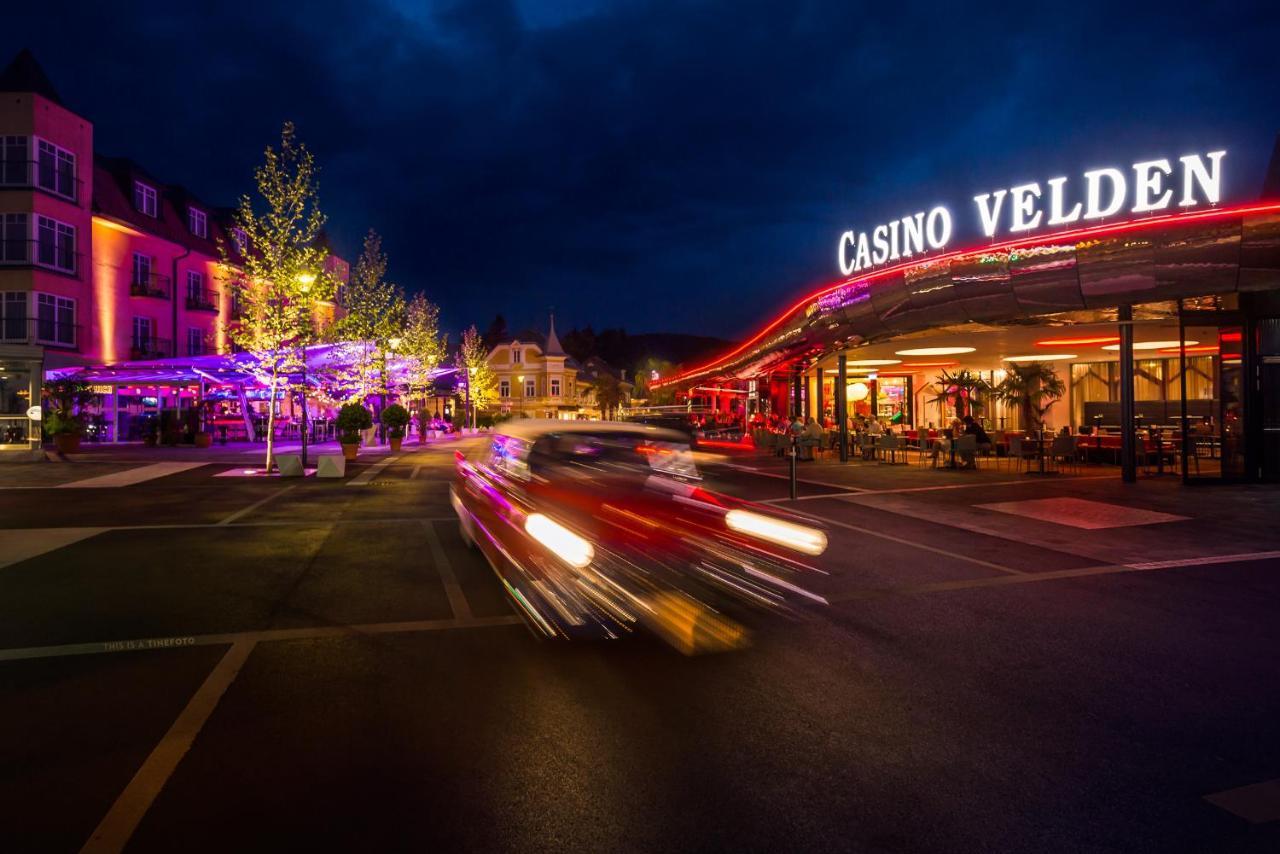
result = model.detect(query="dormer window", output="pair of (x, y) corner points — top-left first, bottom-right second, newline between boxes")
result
(230, 227), (247, 252)
(133, 181), (157, 217)
(511, 345), (522, 364)
(188, 207), (207, 238)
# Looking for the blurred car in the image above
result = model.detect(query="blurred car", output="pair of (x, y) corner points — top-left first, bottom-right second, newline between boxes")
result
(451, 420), (829, 653)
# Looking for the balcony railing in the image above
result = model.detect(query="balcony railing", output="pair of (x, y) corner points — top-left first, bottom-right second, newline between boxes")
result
(0, 316), (80, 348)
(130, 272), (171, 299)
(130, 337), (171, 360)
(187, 335), (213, 356)
(185, 288), (220, 312)
(0, 238), (80, 275)
(0, 160), (81, 202)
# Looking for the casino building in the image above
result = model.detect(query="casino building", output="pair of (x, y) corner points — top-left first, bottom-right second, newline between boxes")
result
(660, 143), (1280, 483)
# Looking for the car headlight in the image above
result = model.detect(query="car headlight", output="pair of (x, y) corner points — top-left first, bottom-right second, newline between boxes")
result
(525, 513), (595, 568)
(724, 509), (828, 556)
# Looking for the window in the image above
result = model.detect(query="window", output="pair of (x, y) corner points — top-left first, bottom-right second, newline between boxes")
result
(36, 139), (75, 200)
(230, 227), (247, 252)
(132, 316), (153, 350)
(2, 291), (28, 340)
(499, 379), (510, 398)
(35, 293), (75, 345)
(511, 347), (522, 364)
(0, 213), (28, 262)
(132, 253), (153, 287)
(188, 207), (207, 238)
(187, 327), (205, 356)
(35, 216), (75, 272)
(186, 270), (203, 302)
(1, 136), (30, 186)
(550, 378), (561, 397)
(524, 378), (536, 397)
(134, 181), (157, 217)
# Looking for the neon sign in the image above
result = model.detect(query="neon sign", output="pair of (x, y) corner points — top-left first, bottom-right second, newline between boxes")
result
(838, 150), (1226, 275)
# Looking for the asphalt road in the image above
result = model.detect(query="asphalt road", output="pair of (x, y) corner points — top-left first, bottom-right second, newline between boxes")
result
(2, 440), (1279, 853)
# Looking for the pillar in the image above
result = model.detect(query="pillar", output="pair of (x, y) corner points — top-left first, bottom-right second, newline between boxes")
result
(815, 367), (824, 425)
(837, 354), (848, 463)
(793, 370), (803, 419)
(1119, 304), (1137, 483)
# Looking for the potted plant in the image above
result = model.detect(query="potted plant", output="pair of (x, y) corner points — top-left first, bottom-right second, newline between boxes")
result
(381, 403), (410, 452)
(41, 380), (95, 454)
(993, 362), (1066, 433)
(337, 403), (372, 461)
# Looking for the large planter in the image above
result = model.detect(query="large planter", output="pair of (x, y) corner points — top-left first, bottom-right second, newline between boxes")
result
(389, 436), (403, 452)
(53, 433), (81, 454)
(194, 432), (213, 449)
(341, 442), (359, 461)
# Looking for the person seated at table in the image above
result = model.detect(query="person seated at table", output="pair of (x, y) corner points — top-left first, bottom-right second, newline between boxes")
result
(1058, 425), (1071, 438)
(960, 415), (991, 469)
(866, 418), (884, 436)
(800, 417), (824, 460)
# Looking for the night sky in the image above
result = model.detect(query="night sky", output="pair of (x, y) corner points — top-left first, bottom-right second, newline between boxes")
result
(7, 1), (1280, 340)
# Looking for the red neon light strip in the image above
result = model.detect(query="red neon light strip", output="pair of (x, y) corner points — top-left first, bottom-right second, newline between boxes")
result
(659, 200), (1280, 386)
(1035, 335), (1120, 346)
(1157, 345), (1219, 354)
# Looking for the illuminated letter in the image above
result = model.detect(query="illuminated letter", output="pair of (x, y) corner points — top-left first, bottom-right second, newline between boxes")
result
(902, 212), (925, 257)
(838, 231), (856, 276)
(925, 207), (951, 249)
(1046, 176), (1082, 225)
(973, 189), (1007, 237)
(888, 219), (901, 261)
(1179, 150), (1225, 207)
(1008, 182), (1043, 232)
(1131, 159), (1173, 212)
(1084, 167), (1126, 219)
(854, 231), (872, 271)
(872, 224), (889, 265)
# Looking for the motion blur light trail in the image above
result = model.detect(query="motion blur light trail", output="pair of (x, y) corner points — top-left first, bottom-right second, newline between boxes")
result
(452, 421), (830, 654)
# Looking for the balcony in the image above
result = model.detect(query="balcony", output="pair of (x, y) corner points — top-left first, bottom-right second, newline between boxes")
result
(0, 316), (80, 349)
(130, 337), (171, 360)
(0, 238), (80, 275)
(185, 288), (220, 313)
(130, 272), (171, 299)
(0, 160), (81, 203)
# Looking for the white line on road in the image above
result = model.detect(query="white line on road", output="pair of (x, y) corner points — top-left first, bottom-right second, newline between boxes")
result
(1127, 550), (1280, 570)
(58, 462), (207, 489)
(81, 639), (257, 854)
(216, 485), (295, 526)
(347, 455), (401, 485)
(410, 465), (422, 480)
(423, 520), (472, 619)
(722, 463), (869, 493)
(0, 615), (524, 663)
(787, 508), (1027, 576)
(0, 527), (108, 571)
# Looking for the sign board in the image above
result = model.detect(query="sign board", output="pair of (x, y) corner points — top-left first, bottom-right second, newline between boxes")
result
(838, 150), (1226, 275)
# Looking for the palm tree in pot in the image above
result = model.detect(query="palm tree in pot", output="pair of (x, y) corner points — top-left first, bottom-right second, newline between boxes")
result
(993, 362), (1066, 433)
(42, 381), (95, 454)
(928, 369), (989, 422)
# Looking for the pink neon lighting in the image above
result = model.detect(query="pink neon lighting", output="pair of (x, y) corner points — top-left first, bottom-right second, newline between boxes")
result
(659, 201), (1280, 387)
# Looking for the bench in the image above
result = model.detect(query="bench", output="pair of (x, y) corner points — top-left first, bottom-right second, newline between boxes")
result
(316, 454), (346, 478)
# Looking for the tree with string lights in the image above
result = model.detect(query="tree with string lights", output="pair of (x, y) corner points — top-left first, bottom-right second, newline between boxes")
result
(220, 122), (335, 472)
(459, 324), (497, 429)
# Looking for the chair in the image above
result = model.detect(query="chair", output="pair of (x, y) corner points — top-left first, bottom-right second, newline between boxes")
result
(1006, 435), (1036, 473)
(878, 433), (907, 465)
(1049, 436), (1077, 474)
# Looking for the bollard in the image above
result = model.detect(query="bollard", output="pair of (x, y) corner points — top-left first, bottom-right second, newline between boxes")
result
(789, 438), (798, 501)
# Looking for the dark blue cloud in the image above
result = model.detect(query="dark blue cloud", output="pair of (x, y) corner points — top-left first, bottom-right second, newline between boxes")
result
(6, 0), (1279, 338)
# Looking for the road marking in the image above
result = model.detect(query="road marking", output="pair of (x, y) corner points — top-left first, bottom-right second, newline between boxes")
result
(410, 465), (422, 480)
(976, 497), (1188, 529)
(756, 475), (1115, 503)
(216, 485), (296, 526)
(1204, 778), (1280, 824)
(0, 527), (108, 570)
(828, 549), (1280, 602)
(57, 462), (207, 489)
(347, 455), (401, 486)
(82, 639), (257, 854)
(0, 615), (523, 663)
(1128, 550), (1280, 570)
(783, 507), (1027, 576)
(423, 520), (472, 619)
(722, 463), (869, 493)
